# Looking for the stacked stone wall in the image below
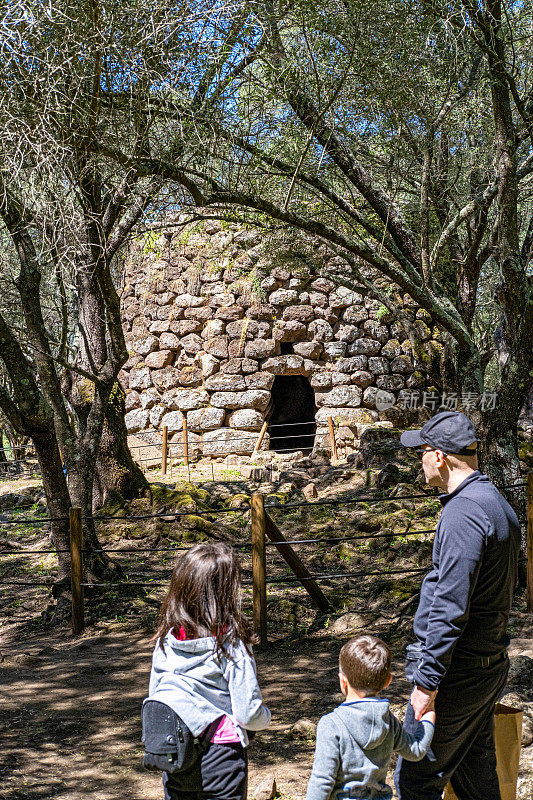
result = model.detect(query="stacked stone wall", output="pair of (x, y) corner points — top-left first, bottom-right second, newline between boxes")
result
(120, 220), (442, 459)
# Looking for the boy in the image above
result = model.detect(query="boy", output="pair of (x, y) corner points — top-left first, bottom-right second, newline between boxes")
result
(306, 636), (435, 800)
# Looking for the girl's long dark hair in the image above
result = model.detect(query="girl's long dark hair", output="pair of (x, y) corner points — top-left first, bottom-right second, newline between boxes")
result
(154, 542), (255, 654)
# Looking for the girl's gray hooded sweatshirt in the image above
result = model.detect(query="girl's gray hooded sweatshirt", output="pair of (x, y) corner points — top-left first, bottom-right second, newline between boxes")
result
(148, 632), (271, 747)
(306, 699), (434, 800)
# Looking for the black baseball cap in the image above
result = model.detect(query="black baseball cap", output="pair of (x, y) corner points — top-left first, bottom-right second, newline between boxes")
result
(400, 411), (480, 455)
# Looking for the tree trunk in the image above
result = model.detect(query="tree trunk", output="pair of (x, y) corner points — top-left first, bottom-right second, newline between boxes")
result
(0, 428), (9, 474)
(67, 458), (123, 582)
(32, 430), (72, 619)
(92, 382), (149, 510)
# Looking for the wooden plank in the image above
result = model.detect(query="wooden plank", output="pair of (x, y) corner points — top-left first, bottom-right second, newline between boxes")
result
(328, 416), (338, 461)
(251, 493), (268, 647)
(252, 420), (269, 455)
(69, 507), (85, 635)
(265, 513), (330, 612)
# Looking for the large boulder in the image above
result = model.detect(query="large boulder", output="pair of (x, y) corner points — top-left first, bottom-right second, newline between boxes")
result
(315, 407), (378, 426)
(210, 390), (270, 411)
(358, 425), (403, 467)
(329, 287), (363, 308)
(330, 612), (368, 636)
(351, 370), (374, 388)
(181, 333), (203, 354)
(347, 338), (381, 356)
(145, 350), (174, 369)
(174, 293), (205, 307)
(132, 335), (159, 356)
(159, 332), (182, 350)
(283, 304), (315, 323)
(335, 324), (361, 343)
(293, 341), (322, 359)
(323, 342), (347, 360)
(315, 386), (362, 408)
(198, 353), (220, 378)
(187, 407), (225, 432)
(203, 428), (264, 455)
(227, 409), (264, 430)
(169, 319), (203, 336)
(149, 405), (166, 427)
(244, 339), (276, 360)
(245, 372), (275, 390)
(152, 367), (181, 391)
(128, 366), (152, 390)
(125, 390), (140, 411)
(390, 355), (414, 373)
(308, 319), (334, 342)
(272, 321), (307, 342)
(169, 389), (210, 411)
(160, 410), (185, 433)
(139, 388), (160, 409)
(261, 355), (305, 375)
(215, 305), (245, 321)
(204, 336), (230, 358)
(337, 356), (368, 372)
(205, 373), (247, 391)
(368, 357), (389, 375)
(125, 409), (149, 433)
(268, 289), (299, 305)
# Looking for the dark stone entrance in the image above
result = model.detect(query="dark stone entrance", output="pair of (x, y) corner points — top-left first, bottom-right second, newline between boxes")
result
(267, 375), (316, 453)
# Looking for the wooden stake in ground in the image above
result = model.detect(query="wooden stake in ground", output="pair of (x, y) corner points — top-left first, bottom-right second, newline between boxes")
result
(251, 492), (268, 647)
(69, 507), (85, 635)
(253, 420), (269, 455)
(328, 416), (337, 461)
(527, 471), (533, 612)
(161, 426), (168, 476)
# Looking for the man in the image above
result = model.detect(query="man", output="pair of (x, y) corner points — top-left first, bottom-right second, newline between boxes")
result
(394, 410), (520, 800)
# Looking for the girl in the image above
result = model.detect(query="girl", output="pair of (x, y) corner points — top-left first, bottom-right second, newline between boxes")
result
(148, 541), (271, 800)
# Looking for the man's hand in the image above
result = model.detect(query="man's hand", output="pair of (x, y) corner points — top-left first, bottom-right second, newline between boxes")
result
(410, 685), (437, 721)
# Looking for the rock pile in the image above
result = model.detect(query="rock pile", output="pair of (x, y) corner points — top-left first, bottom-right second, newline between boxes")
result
(120, 219), (442, 459)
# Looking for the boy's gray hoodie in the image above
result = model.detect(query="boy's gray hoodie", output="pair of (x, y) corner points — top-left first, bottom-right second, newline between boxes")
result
(306, 698), (434, 800)
(148, 632), (271, 747)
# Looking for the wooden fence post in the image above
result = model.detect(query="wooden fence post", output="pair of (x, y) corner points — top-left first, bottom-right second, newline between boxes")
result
(251, 492), (268, 648)
(328, 416), (338, 461)
(161, 426), (168, 476)
(69, 507), (85, 635)
(527, 471), (533, 612)
(182, 417), (189, 467)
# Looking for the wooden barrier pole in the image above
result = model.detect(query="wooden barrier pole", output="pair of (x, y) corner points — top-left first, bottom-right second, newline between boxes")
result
(253, 420), (269, 455)
(265, 513), (330, 612)
(161, 426), (168, 476)
(69, 507), (85, 635)
(527, 471), (533, 612)
(182, 417), (189, 467)
(328, 416), (338, 461)
(251, 493), (268, 647)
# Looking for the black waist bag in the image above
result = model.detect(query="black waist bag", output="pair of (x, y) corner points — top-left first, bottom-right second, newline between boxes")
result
(141, 699), (221, 774)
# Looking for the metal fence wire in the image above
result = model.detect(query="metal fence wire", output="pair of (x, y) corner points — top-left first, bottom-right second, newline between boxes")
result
(1, 475), (531, 640)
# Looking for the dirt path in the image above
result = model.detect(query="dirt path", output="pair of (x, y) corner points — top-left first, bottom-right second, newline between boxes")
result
(1, 616), (532, 800)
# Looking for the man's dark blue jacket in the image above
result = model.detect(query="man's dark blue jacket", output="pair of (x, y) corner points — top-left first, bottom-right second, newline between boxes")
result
(413, 471), (520, 691)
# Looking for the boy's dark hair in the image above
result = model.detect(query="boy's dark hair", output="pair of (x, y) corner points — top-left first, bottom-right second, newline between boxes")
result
(154, 542), (255, 654)
(339, 635), (392, 694)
